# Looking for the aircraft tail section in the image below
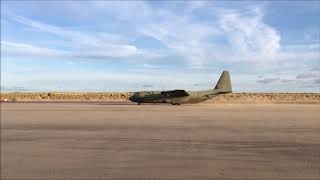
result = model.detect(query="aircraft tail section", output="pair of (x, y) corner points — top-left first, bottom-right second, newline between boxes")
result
(215, 70), (232, 93)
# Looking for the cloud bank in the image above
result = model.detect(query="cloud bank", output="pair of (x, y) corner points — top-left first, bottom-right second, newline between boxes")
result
(1, 1), (319, 92)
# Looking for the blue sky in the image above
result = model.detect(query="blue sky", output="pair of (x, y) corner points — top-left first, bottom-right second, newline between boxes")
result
(1, 1), (319, 92)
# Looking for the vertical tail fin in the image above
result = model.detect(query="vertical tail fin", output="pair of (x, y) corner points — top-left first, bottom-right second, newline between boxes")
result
(215, 70), (232, 93)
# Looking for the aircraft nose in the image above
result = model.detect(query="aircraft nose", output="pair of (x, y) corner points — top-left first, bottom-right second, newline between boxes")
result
(129, 96), (135, 102)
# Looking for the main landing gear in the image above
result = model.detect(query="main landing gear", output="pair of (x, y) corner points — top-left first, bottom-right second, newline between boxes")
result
(171, 103), (181, 106)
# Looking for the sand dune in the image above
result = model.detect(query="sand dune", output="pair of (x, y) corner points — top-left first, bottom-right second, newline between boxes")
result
(1, 92), (319, 103)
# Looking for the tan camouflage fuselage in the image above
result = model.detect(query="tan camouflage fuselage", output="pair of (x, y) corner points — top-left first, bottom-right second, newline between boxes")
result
(129, 71), (232, 105)
(129, 89), (228, 104)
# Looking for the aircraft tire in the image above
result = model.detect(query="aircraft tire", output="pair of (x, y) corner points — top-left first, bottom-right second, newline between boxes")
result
(171, 102), (181, 106)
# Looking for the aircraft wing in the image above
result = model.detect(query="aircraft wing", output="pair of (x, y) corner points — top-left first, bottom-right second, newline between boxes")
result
(161, 90), (189, 97)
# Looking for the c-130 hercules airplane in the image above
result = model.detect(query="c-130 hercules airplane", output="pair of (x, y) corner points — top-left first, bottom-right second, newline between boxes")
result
(129, 70), (232, 105)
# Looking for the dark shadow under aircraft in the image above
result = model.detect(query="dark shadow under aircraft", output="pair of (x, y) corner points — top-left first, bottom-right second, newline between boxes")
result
(129, 71), (232, 105)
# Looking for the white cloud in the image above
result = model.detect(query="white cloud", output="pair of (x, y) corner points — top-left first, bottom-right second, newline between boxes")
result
(1, 40), (164, 61)
(6, 14), (162, 60)
(257, 77), (280, 84)
(186, 1), (208, 12)
(137, 10), (220, 67)
(5, 3), (318, 66)
(2, 1), (319, 92)
(219, 8), (281, 57)
(98, 2), (317, 67)
(296, 73), (318, 79)
(139, 4), (318, 66)
(1, 41), (69, 58)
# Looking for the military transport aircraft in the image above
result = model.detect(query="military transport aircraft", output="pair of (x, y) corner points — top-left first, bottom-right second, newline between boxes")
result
(129, 70), (232, 105)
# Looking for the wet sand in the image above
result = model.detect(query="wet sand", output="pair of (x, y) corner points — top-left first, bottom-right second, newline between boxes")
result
(1, 103), (320, 180)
